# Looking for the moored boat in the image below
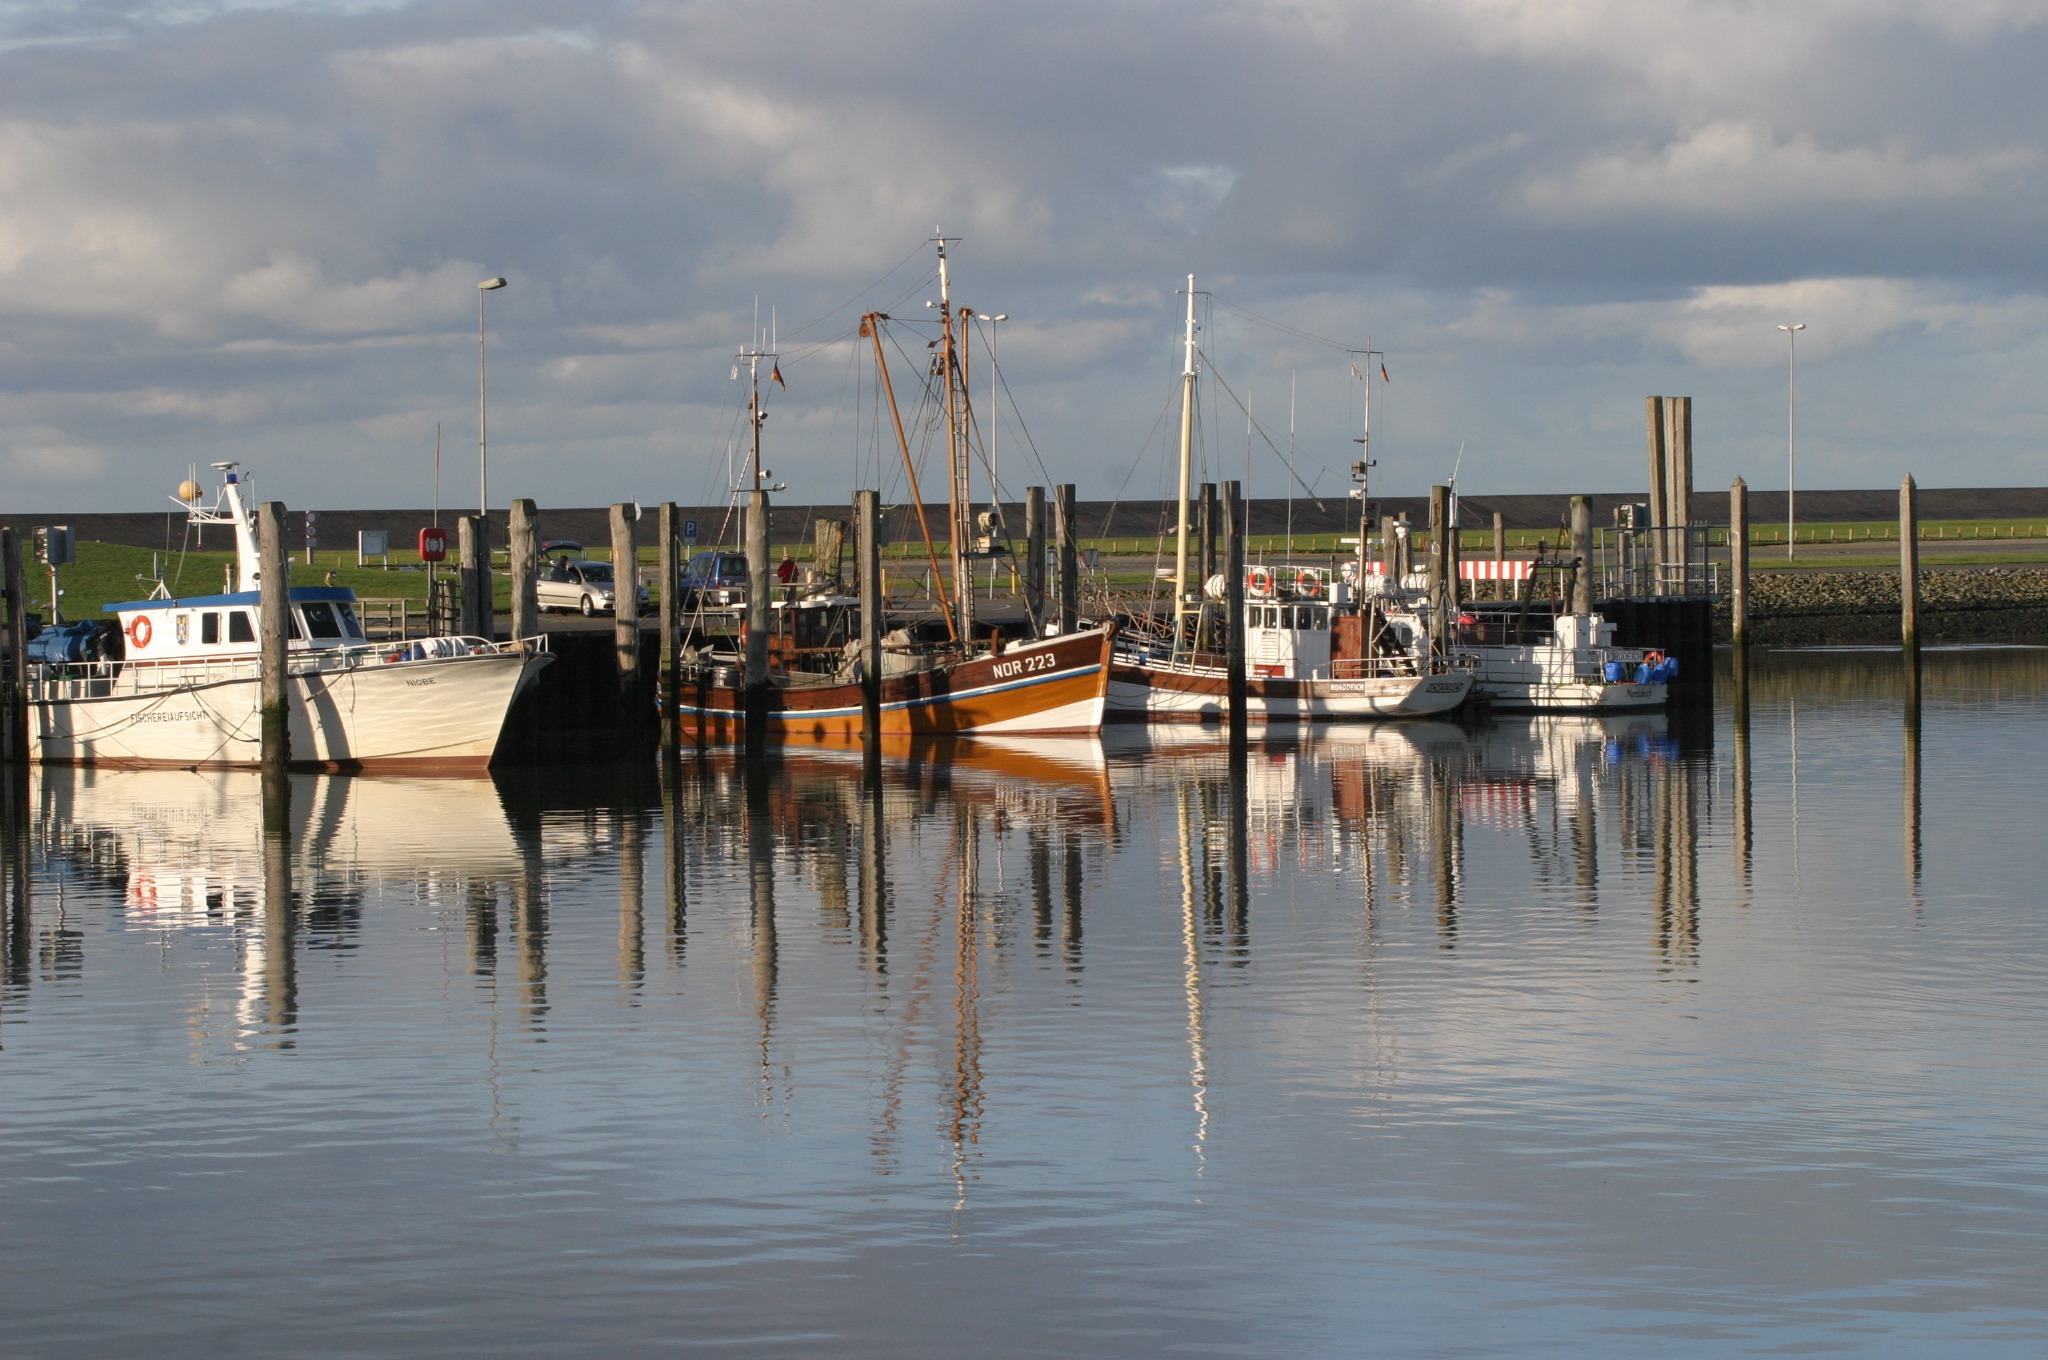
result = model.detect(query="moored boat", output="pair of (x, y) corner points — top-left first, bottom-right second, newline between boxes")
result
(26, 463), (551, 771)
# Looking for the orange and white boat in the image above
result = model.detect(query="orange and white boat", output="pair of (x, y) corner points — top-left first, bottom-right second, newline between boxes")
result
(678, 235), (1113, 744)
(676, 622), (1115, 742)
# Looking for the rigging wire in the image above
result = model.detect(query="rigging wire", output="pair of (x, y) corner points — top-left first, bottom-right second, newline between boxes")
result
(1209, 296), (1361, 355)
(1201, 349), (1327, 508)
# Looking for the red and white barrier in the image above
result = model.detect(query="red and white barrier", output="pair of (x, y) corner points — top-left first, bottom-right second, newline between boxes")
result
(1459, 559), (1534, 581)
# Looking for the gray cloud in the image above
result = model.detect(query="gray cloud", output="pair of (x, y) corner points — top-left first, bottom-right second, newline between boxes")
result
(3, 0), (2046, 511)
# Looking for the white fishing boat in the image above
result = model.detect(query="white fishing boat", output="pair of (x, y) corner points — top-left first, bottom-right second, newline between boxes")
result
(1110, 564), (1472, 720)
(1107, 275), (1469, 723)
(1406, 601), (1669, 712)
(26, 464), (551, 770)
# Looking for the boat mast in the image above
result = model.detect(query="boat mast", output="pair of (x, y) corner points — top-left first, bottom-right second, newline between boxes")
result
(1173, 274), (1198, 648)
(936, 233), (974, 643)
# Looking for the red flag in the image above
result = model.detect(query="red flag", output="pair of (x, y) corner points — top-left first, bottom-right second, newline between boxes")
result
(771, 363), (786, 388)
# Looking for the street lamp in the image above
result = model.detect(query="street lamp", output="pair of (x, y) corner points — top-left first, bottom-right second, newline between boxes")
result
(1778, 322), (1804, 560)
(478, 276), (508, 515)
(981, 313), (1008, 492)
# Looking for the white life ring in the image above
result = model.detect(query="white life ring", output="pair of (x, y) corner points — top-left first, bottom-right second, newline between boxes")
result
(1295, 569), (1324, 598)
(1247, 567), (1274, 598)
(127, 615), (152, 648)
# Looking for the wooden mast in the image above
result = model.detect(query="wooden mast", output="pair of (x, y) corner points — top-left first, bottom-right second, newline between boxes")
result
(1173, 274), (1198, 650)
(863, 313), (956, 642)
(936, 234), (974, 644)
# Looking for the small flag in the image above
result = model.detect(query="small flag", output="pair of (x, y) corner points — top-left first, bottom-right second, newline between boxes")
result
(1380, 363), (1390, 383)
(1350, 362), (1362, 380)
(771, 364), (786, 389)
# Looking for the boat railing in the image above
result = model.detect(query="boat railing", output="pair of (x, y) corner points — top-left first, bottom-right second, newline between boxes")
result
(1326, 656), (1425, 680)
(29, 634), (540, 700)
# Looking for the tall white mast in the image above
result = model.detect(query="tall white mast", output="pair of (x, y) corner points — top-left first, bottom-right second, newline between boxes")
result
(1173, 274), (1198, 646)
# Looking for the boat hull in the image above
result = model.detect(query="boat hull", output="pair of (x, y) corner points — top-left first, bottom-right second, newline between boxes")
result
(29, 651), (549, 772)
(676, 626), (1113, 743)
(1472, 679), (1667, 711)
(1106, 657), (1472, 721)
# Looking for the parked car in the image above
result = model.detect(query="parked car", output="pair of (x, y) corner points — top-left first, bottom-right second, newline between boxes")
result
(676, 550), (751, 609)
(536, 559), (649, 616)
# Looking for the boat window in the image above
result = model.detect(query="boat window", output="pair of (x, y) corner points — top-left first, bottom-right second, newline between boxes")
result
(335, 602), (363, 639)
(301, 601), (344, 640)
(201, 612), (220, 645)
(229, 611), (256, 644)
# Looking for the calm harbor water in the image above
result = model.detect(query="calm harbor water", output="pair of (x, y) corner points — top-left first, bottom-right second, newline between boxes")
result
(2, 648), (2045, 1357)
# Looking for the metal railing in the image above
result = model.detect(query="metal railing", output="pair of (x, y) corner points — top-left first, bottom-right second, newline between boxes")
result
(356, 597), (425, 641)
(1592, 524), (1725, 599)
(28, 634), (544, 702)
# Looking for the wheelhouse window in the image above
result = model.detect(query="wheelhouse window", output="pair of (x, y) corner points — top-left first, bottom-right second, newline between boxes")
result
(335, 602), (363, 639)
(201, 612), (220, 645)
(301, 602), (344, 640)
(228, 612), (256, 644)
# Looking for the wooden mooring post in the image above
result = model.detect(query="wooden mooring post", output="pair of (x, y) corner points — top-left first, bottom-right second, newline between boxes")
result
(856, 489), (883, 733)
(1024, 486), (1047, 633)
(458, 514), (489, 638)
(610, 503), (640, 701)
(1491, 511), (1506, 601)
(1569, 495), (1592, 614)
(1730, 477), (1750, 652)
(258, 501), (292, 807)
(1056, 483), (1079, 634)
(744, 490), (772, 750)
(1223, 480), (1246, 732)
(508, 500), (538, 643)
(1900, 474), (1920, 656)
(1427, 485), (1450, 654)
(658, 501), (680, 742)
(1, 528), (26, 763)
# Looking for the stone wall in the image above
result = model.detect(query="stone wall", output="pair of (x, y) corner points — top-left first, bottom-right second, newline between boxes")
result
(1723, 567), (2048, 644)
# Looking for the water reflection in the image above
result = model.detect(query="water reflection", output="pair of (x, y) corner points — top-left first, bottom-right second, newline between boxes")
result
(12, 650), (2048, 1354)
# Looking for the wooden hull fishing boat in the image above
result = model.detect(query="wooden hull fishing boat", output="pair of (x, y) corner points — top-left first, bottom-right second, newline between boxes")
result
(678, 623), (1114, 742)
(680, 235), (1114, 744)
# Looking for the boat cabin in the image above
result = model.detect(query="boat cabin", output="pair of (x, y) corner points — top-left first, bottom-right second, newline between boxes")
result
(105, 587), (368, 664)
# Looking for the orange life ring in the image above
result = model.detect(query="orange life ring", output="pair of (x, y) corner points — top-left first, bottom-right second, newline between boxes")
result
(1247, 567), (1273, 598)
(1643, 649), (1665, 666)
(1295, 569), (1324, 598)
(127, 615), (152, 648)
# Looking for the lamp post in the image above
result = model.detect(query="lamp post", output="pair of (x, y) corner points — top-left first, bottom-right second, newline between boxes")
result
(981, 312), (1007, 493)
(478, 277), (508, 515)
(1778, 322), (1804, 560)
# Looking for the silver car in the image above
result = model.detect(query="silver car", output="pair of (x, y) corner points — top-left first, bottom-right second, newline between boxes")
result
(536, 559), (649, 616)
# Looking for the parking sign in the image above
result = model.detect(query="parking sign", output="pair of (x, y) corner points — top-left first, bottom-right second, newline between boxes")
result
(683, 519), (699, 542)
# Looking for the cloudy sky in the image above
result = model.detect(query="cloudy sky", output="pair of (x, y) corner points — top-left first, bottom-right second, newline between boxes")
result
(4, 0), (2045, 513)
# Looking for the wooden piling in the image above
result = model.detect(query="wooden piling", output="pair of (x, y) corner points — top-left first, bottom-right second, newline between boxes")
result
(1428, 486), (1449, 653)
(658, 501), (680, 738)
(1056, 483), (1079, 634)
(508, 499), (538, 643)
(1900, 474), (1920, 655)
(1730, 477), (1750, 651)
(1, 528), (25, 763)
(1223, 480), (1246, 729)
(458, 514), (488, 638)
(744, 490), (772, 748)
(1647, 397), (1668, 594)
(1024, 486), (1047, 632)
(1568, 495), (1592, 614)
(813, 518), (847, 588)
(610, 503), (639, 700)
(856, 489), (883, 731)
(258, 500), (292, 772)
(1491, 511), (1505, 601)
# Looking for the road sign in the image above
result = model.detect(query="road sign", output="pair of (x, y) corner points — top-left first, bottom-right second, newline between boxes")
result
(683, 519), (699, 542)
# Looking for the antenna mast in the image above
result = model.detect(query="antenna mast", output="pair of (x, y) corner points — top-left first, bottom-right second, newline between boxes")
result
(1174, 274), (1198, 648)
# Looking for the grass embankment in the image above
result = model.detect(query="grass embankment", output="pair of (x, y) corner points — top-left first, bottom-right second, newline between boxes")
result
(40, 515), (2048, 619)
